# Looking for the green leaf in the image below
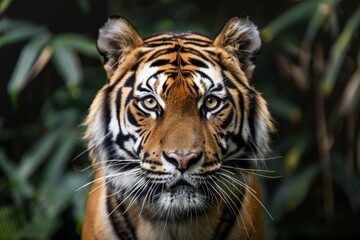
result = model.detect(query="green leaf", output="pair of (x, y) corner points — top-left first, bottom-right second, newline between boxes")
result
(0, 206), (25, 240)
(262, 0), (318, 42)
(269, 97), (302, 123)
(0, 19), (34, 32)
(16, 129), (61, 182)
(0, 149), (15, 177)
(284, 138), (311, 172)
(322, 7), (360, 95)
(21, 210), (60, 239)
(304, 0), (342, 43)
(42, 173), (88, 218)
(272, 165), (320, 219)
(332, 157), (360, 211)
(56, 33), (98, 57)
(42, 130), (78, 183)
(23, 173), (89, 239)
(0, 26), (45, 47)
(0, 0), (12, 14)
(7, 32), (51, 106)
(72, 180), (90, 228)
(52, 39), (82, 87)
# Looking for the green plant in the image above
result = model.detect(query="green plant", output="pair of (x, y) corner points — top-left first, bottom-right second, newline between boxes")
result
(260, 0), (360, 238)
(0, 16), (103, 238)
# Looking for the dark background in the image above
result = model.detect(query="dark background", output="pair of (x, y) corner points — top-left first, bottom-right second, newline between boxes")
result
(0, 0), (359, 239)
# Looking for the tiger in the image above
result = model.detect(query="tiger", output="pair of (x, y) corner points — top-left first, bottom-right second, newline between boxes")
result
(82, 16), (273, 240)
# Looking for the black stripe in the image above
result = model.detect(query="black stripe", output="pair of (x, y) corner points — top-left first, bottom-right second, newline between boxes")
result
(150, 59), (171, 67)
(115, 134), (137, 159)
(220, 108), (234, 129)
(116, 86), (122, 130)
(145, 42), (174, 47)
(124, 73), (136, 87)
(184, 41), (212, 47)
(102, 85), (115, 157)
(211, 189), (245, 240)
(181, 47), (215, 64)
(238, 90), (245, 138)
(246, 89), (258, 154)
(188, 57), (208, 68)
(211, 207), (235, 240)
(106, 187), (137, 240)
(127, 107), (140, 127)
(199, 70), (212, 81)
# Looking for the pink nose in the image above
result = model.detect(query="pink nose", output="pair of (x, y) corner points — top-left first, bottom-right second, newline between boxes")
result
(164, 152), (202, 171)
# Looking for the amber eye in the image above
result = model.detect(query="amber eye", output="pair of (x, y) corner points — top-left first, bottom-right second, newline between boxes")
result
(141, 96), (158, 110)
(204, 96), (220, 110)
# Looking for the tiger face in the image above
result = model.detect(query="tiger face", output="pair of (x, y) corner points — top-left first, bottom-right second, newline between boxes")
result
(85, 16), (272, 222)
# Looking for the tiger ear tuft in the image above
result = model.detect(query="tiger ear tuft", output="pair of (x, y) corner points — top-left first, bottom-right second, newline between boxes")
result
(97, 16), (143, 78)
(214, 17), (261, 79)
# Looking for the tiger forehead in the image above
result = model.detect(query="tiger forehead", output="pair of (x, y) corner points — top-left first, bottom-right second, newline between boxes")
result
(144, 32), (213, 46)
(143, 32), (216, 68)
(136, 33), (223, 98)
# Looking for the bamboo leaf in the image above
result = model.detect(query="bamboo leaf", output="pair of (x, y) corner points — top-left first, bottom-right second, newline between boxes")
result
(0, 206), (25, 240)
(0, 149), (15, 177)
(272, 165), (320, 219)
(16, 129), (61, 182)
(42, 130), (78, 184)
(304, 0), (342, 43)
(269, 97), (302, 123)
(7, 32), (51, 106)
(0, 26), (45, 47)
(0, 0), (12, 15)
(332, 158), (360, 211)
(284, 138), (311, 172)
(42, 173), (88, 218)
(322, 7), (360, 95)
(262, 0), (318, 42)
(52, 39), (82, 87)
(56, 33), (98, 57)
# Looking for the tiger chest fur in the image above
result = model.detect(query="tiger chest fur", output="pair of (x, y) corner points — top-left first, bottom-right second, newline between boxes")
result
(82, 16), (273, 240)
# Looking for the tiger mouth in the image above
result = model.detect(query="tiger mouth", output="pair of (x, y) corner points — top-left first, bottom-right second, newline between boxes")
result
(167, 179), (196, 194)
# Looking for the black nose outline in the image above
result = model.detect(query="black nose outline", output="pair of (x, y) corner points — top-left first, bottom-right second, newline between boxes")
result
(162, 151), (203, 173)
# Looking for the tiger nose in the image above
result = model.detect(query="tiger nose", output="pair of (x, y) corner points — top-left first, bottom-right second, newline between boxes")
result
(163, 152), (203, 172)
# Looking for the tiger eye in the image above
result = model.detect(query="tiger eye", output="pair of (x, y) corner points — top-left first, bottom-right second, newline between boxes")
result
(204, 96), (220, 110)
(142, 96), (158, 110)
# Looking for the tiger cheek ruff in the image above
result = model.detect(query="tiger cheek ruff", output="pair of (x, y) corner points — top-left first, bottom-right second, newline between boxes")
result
(82, 16), (273, 240)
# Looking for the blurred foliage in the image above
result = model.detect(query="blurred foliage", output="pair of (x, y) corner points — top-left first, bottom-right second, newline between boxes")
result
(0, 0), (359, 239)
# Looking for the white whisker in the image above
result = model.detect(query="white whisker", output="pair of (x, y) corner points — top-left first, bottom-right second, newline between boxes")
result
(225, 156), (282, 161)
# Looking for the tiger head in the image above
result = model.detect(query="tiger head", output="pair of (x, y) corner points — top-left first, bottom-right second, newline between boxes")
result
(85, 16), (273, 221)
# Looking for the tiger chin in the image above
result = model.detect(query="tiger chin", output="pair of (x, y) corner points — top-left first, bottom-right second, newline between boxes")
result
(82, 16), (273, 240)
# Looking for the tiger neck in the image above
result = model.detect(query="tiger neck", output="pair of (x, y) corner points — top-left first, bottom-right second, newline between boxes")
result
(105, 186), (241, 240)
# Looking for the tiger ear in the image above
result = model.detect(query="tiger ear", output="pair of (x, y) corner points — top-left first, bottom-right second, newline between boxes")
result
(214, 17), (261, 79)
(97, 16), (143, 78)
